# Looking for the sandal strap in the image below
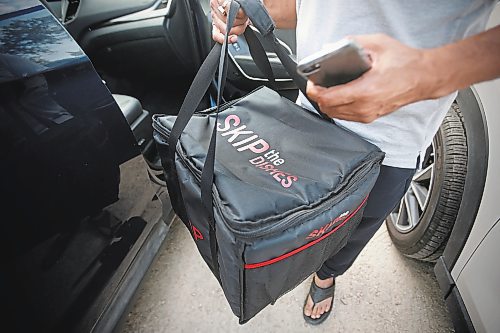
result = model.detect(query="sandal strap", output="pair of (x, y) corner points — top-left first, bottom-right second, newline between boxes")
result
(309, 279), (335, 304)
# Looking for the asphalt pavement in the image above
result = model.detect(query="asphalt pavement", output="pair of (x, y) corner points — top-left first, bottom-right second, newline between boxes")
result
(117, 218), (455, 333)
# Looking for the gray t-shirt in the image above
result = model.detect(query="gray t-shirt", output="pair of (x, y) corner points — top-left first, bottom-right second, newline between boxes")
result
(295, 0), (495, 168)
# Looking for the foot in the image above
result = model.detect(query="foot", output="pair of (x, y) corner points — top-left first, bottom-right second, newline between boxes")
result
(303, 274), (335, 320)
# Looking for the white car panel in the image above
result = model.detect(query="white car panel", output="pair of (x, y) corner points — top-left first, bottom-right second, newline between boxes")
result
(455, 219), (500, 333)
(449, 3), (500, 332)
(451, 2), (500, 281)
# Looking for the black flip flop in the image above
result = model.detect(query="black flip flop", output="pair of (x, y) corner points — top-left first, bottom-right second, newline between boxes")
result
(303, 278), (335, 325)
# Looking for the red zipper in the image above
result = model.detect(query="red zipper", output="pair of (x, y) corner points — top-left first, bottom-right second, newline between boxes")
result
(244, 196), (368, 269)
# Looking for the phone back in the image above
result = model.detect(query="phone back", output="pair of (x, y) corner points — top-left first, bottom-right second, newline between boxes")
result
(299, 43), (371, 87)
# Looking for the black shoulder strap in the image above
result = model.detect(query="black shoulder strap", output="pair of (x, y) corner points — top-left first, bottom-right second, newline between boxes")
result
(165, 44), (221, 224)
(199, 0), (241, 280)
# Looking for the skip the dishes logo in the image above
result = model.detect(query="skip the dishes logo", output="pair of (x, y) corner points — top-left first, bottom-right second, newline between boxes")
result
(217, 114), (298, 188)
(306, 211), (350, 239)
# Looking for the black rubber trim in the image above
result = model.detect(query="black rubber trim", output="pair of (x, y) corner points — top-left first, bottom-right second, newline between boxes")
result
(434, 256), (475, 333)
(445, 286), (476, 333)
(441, 88), (489, 269)
(434, 256), (454, 298)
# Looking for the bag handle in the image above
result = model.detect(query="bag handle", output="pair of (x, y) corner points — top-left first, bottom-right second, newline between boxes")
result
(243, 27), (276, 88)
(236, 0), (321, 112)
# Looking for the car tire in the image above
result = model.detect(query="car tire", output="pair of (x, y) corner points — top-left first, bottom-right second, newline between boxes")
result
(385, 103), (467, 262)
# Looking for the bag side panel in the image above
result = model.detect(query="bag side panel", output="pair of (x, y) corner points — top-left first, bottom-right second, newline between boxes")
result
(215, 210), (246, 318)
(176, 158), (245, 318)
(175, 157), (216, 270)
(154, 130), (192, 228)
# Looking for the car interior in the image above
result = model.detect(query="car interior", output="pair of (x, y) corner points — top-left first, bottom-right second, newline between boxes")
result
(41, 0), (299, 178)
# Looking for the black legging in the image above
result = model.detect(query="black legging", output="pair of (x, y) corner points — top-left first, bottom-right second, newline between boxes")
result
(317, 164), (416, 279)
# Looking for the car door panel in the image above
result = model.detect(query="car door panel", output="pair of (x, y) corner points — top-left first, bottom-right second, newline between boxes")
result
(78, 0), (200, 79)
(1, 4), (169, 332)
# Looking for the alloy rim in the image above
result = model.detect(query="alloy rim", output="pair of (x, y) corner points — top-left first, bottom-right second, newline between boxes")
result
(388, 142), (435, 233)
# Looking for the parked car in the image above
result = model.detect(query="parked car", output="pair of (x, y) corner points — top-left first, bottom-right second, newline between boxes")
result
(2, 0), (498, 332)
(0, 1), (174, 332)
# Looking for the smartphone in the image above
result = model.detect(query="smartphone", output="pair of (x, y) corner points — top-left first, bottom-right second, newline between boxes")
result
(297, 38), (371, 87)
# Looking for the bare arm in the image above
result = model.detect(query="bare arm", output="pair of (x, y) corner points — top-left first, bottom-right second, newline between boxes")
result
(307, 26), (500, 123)
(263, 0), (296, 29)
(424, 25), (500, 98)
(211, 0), (296, 43)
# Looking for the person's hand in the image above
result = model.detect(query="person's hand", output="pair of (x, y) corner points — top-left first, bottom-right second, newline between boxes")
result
(210, 0), (250, 44)
(306, 34), (433, 123)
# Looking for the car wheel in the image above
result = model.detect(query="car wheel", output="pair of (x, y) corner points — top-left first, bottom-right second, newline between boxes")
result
(386, 103), (467, 262)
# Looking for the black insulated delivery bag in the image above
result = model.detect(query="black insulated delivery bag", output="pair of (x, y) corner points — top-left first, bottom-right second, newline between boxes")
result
(153, 0), (384, 323)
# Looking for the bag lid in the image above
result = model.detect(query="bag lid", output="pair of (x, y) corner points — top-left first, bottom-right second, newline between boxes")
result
(156, 87), (384, 234)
